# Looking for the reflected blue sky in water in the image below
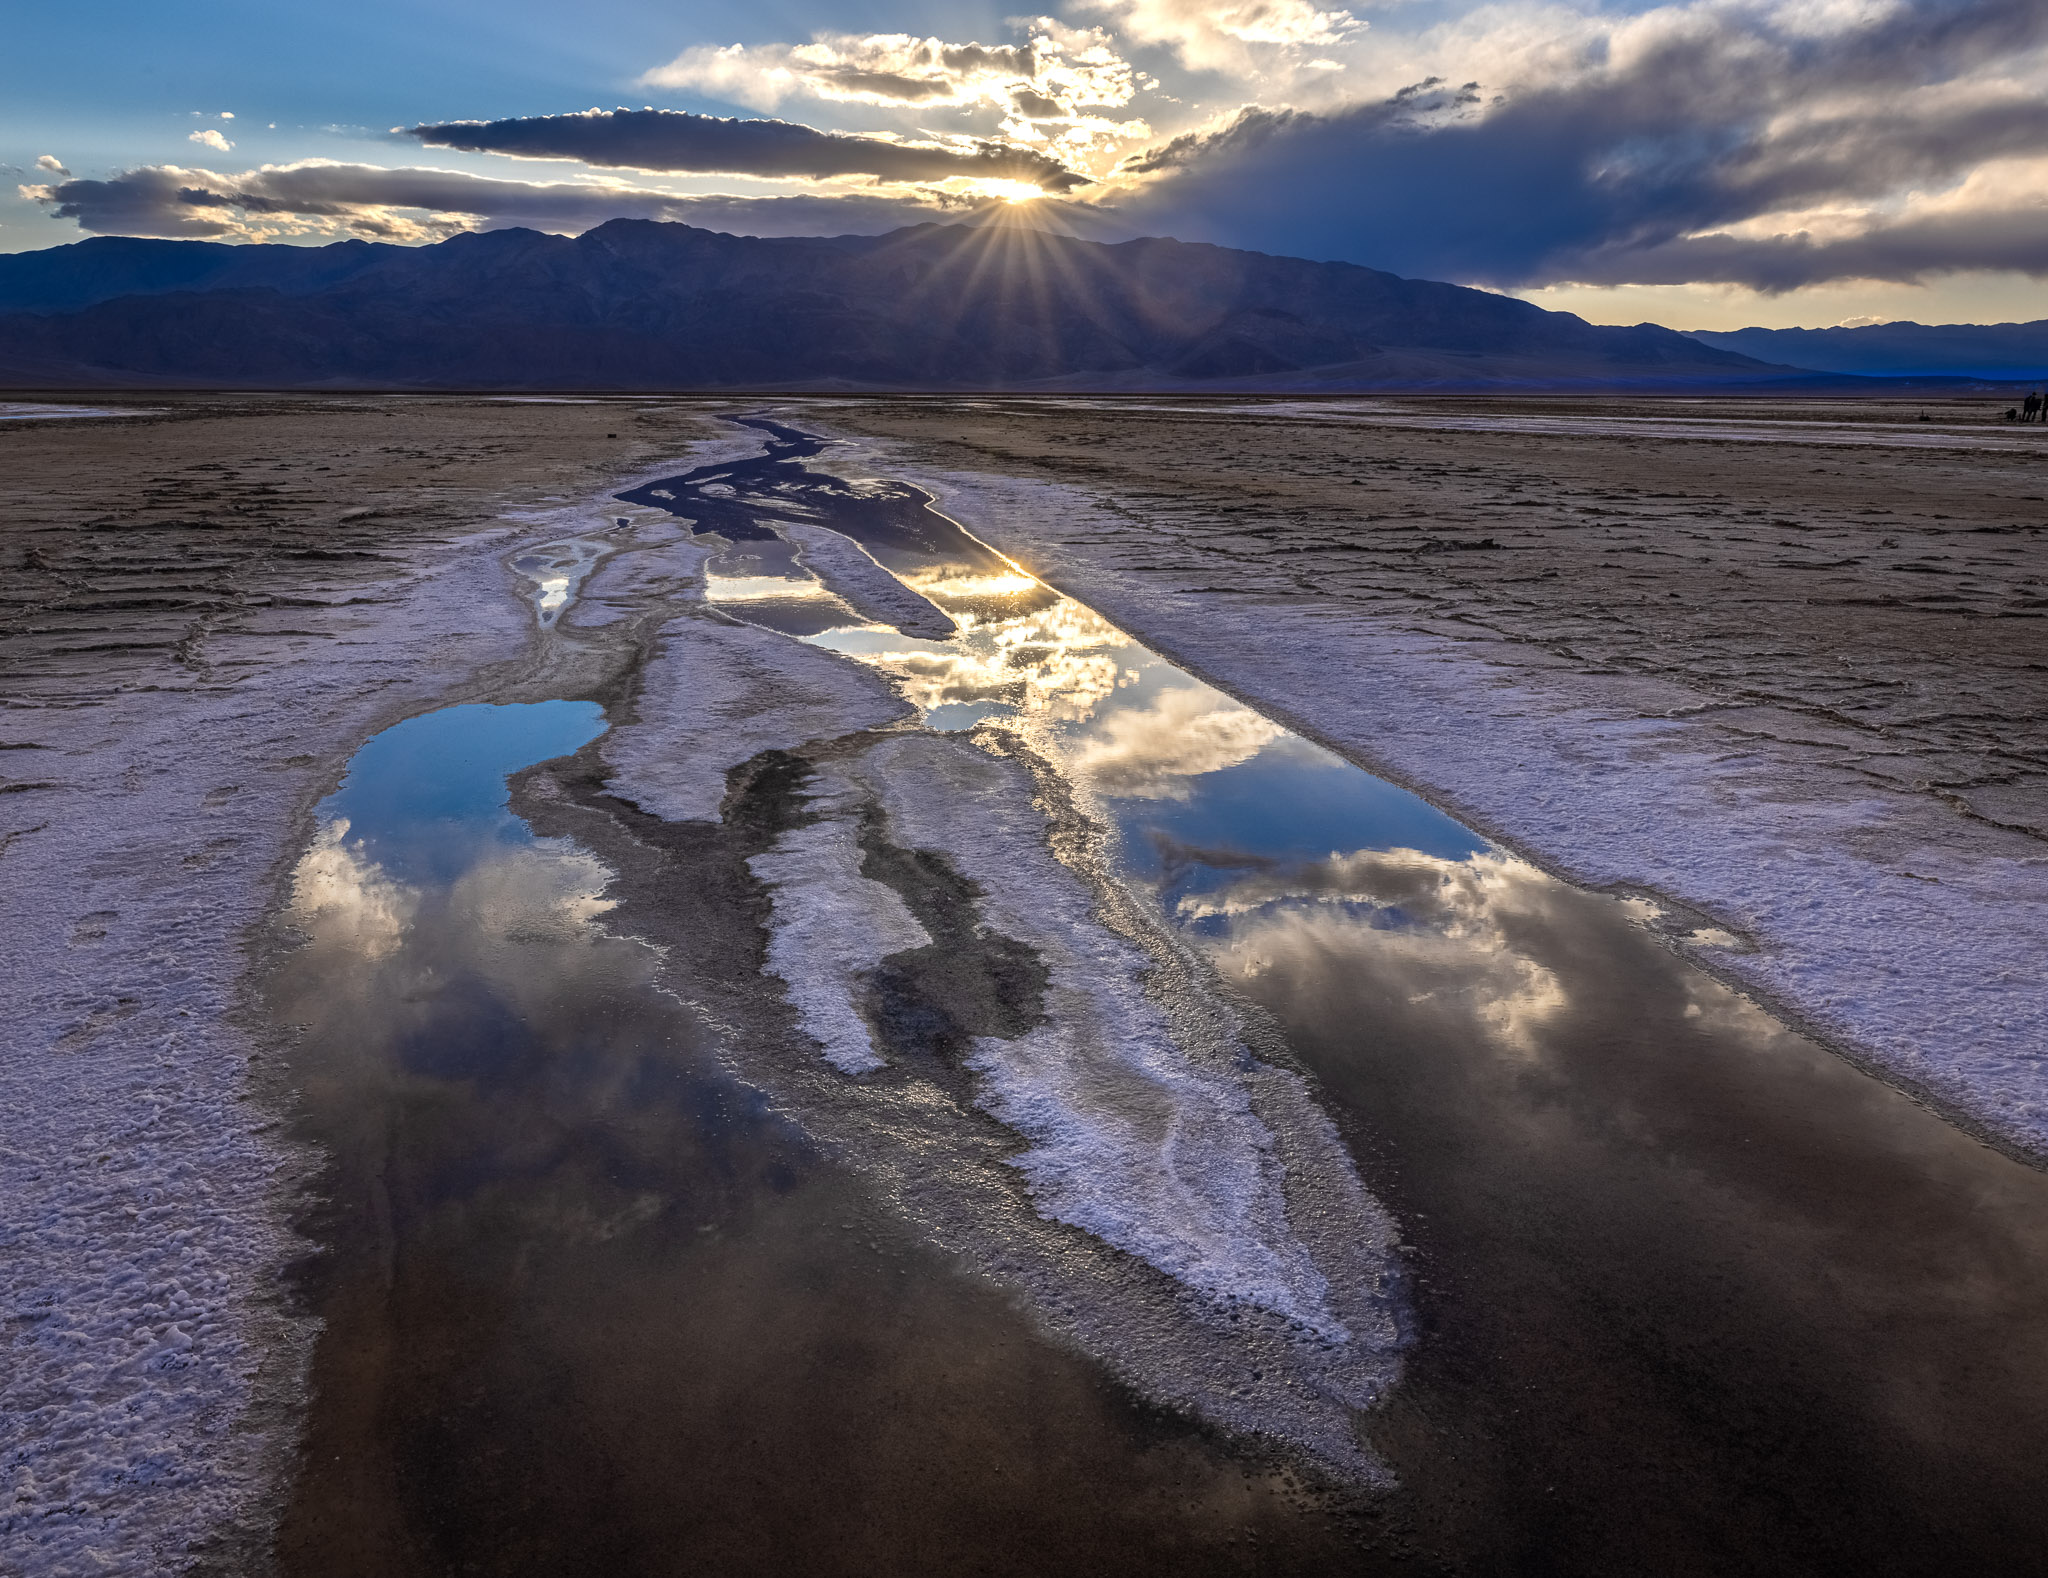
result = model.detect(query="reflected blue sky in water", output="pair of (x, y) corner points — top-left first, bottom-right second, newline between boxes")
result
(315, 700), (606, 884)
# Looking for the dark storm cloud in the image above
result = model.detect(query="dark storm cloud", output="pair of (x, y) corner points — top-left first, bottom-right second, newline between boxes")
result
(1112, 0), (2048, 288)
(22, 161), (1002, 241)
(404, 108), (1087, 191)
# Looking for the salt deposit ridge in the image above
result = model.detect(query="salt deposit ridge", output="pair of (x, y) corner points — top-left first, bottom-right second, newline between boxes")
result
(592, 420), (1412, 1473)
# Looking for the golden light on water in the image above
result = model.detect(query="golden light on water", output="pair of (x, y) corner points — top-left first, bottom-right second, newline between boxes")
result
(905, 568), (1041, 598)
(704, 573), (838, 602)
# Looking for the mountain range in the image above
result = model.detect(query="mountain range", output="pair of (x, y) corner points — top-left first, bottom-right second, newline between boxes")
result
(0, 219), (2028, 391)
(1689, 321), (2048, 381)
(0, 219), (1787, 391)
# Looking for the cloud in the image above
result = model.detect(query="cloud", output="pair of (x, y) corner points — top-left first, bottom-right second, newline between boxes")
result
(1106, 0), (2048, 288)
(1187, 846), (1572, 1057)
(35, 155), (68, 177)
(405, 108), (1086, 191)
(20, 159), (1008, 242)
(188, 128), (233, 153)
(290, 819), (418, 959)
(642, 25), (1159, 171)
(1556, 204), (2048, 292)
(24, 0), (2046, 299)
(1075, 0), (1363, 75)
(644, 24), (1142, 118)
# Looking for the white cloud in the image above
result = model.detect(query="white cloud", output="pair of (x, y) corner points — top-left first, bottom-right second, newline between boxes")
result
(1074, 0), (1365, 75)
(644, 23), (1141, 116)
(1073, 685), (1284, 798)
(189, 128), (233, 153)
(35, 154), (67, 176)
(290, 819), (418, 959)
(643, 24), (1161, 172)
(1184, 847), (1570, 1057)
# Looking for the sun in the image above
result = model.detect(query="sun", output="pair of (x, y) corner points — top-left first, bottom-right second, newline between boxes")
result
(966, 178), (1049, 205)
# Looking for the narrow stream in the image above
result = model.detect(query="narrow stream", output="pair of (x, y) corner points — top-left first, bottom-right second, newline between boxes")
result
(270, 417), (2048, 1577)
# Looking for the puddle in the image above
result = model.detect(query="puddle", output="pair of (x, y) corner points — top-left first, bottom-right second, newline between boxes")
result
(270, 698), (1371, 1575)
(509, 537), (610, 628)
(0, 402), (144, 420)
(616, 416), (2048, 1574)
(267, 420), (2048, 1577)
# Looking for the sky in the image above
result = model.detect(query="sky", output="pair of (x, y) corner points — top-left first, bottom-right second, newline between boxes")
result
(3, 0), (2044, 329)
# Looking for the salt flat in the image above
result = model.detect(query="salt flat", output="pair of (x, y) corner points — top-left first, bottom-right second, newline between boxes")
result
(5, 392), (2046, 1578)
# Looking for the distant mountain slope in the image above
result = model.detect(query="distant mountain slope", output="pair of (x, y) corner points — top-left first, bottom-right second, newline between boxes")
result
(0, 235), (400, 317)
(0, 219), (1784, 390)
(1691, 320), (2048, 380)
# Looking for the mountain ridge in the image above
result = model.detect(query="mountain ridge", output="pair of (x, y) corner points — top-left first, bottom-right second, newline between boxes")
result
(0, 219), (1824, 390)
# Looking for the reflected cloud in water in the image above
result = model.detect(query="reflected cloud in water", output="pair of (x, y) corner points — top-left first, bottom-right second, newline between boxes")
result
(1180, 845), (1582, 1059)
(606, 420), (2048, 1573)
(1073, 685), (1283, 801)
(292, 815), (622, 974)
(812, 591), (1139, 727)
(289, 817), (419, 961)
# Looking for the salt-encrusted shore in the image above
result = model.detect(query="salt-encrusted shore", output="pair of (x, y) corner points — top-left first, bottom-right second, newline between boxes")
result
(0, 397), (726, 1577)
(828, 425), (2048, 1159)
(0, 536), (532, 1576)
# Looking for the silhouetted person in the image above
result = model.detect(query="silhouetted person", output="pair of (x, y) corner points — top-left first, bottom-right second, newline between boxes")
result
(2025, 392), (2042, 423)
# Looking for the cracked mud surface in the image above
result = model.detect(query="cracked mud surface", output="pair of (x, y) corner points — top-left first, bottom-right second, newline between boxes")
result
(0, 394), (719, 710)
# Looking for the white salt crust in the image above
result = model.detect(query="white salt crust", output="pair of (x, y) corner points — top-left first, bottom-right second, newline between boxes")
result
(0, 534), (533, 1576)
(783, 522), (957, 640)
(602, 613), (912, 824)
(749, 776), (931, 1074)
(597, 599), (1405, 1474)
(848, 447), (2048, 1158)
(855, 734), (1350, 1337)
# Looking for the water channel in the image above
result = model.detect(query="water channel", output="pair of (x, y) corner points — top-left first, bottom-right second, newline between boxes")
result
(269, 418), (2048, 1577)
